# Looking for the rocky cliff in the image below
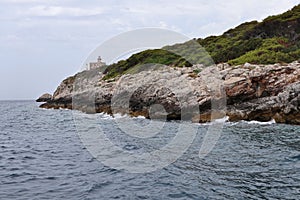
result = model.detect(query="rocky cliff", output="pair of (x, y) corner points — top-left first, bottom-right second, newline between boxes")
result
(39, 61), (300, 125)
(39, 5), (300, 124)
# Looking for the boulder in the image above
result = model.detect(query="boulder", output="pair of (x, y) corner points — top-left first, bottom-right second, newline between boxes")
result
(36, 93), (52, 102)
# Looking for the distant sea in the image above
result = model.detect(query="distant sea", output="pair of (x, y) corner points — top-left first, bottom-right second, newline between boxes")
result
(0, 100), (299, 199)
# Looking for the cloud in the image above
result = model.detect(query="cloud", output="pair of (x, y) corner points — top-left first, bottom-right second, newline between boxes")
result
(22, 5), (104, 17)
(0, 0), (48, 3)
(0, 0), (300, 99)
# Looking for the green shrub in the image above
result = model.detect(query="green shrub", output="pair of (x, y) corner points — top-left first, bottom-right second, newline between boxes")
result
(102, 4), (300, 79)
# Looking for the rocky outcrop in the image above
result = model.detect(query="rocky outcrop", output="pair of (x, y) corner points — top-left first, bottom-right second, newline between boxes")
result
(39, 61), (300, 125)
(36, 93), (52, 102)
(219, 62), (300, 124)
(226, 82), (300, 124)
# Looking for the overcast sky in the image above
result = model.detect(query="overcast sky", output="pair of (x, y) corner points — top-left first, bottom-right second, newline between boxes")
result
(0, 0), (299, 100)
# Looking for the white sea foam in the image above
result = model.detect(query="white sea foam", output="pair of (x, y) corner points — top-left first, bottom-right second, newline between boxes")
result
(112, 113), (129, 119)
(213, 116), (229, 123)
(72, 110), (276, 126)
(199, 116), (229, 126)
(59, 107), (70, 111)
(134, 115), (146, 119)
(244, 119), (276, 125)
(72, 111), (145, 121)
(96, 112), (114, 120)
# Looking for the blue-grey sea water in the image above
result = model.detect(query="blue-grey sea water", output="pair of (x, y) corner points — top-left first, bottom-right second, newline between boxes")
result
(0, 101), (299, 199)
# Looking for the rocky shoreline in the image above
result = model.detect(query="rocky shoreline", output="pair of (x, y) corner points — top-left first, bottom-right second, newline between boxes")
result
(38, 61), (300, 125)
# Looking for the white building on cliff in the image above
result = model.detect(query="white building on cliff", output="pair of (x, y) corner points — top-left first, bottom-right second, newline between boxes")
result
(88, 56), (106, 70)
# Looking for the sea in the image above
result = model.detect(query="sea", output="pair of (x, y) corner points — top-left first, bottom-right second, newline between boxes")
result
(0, 100), (299, 199)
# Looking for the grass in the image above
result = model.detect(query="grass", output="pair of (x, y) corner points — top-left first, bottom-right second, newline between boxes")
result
(102, 4), (300, 80)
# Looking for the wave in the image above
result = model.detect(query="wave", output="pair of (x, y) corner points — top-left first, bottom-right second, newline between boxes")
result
(70, 109), (278, 126)
(243, 119), (276, 125)
(72, 111), (144, 121)
(59, 107), (71, 111)
(199, 116), (229, 126)
(112, 113), (129, 119)
(213, 116), (229, 123)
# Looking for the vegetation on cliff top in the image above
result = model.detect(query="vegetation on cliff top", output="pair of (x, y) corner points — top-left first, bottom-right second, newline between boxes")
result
(103, 49), (192, 80)
(103, 4), (300, 79)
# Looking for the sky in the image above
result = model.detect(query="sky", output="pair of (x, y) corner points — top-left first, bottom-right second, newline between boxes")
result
(0, 0), (299, 100)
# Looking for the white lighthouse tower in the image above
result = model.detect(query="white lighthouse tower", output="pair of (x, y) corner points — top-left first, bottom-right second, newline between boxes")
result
(89, 56), (106, 70)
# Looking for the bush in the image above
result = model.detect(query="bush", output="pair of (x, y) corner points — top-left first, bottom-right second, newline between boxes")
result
(102, 5), (300, 79)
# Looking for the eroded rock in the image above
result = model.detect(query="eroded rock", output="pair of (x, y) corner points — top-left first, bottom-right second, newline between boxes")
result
(36, 93), (52, 102)
(39, 61), (300, 125)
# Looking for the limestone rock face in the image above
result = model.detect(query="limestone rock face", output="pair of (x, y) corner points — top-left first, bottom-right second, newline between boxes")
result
(36, 93), (52, 102)
(40, 61), (300, 125)
(227, 82), (300, 124)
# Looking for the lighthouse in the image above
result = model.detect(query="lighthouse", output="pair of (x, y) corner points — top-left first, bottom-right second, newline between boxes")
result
(89, 56), (106, 70)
